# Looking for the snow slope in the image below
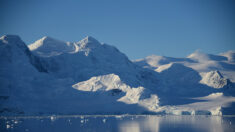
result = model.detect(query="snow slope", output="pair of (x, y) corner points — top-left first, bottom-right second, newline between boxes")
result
(134, 50), (235, 115)
(0, 35), (235, 116)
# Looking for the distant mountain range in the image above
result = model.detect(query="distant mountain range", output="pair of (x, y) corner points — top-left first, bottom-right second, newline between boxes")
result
(0, 35), (235, 116)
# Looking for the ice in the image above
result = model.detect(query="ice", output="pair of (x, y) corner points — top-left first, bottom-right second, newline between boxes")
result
(6, 124), (10, 129)
(14, 120), (18, 124)
(102, 118), (106, 123)
(50, 116), (56, 122)
(80, 120), (84, 123)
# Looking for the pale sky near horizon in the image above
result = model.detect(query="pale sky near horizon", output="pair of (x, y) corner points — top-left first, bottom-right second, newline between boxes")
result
(1, 0), (235, 59)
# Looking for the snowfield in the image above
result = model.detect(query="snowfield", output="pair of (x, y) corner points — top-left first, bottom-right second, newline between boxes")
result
(0, 35), (235, 116)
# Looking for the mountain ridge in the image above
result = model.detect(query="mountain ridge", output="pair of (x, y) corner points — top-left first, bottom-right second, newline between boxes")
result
(0, 35), (235, 116)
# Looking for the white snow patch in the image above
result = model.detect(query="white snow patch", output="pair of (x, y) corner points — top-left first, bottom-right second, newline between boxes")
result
(72, 74), (159, 110)
(155, 63), (172, 72)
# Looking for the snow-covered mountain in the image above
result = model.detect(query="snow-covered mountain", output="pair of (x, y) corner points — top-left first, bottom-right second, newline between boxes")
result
(0, 35), (235, 116)
(28, 36), (158, 89)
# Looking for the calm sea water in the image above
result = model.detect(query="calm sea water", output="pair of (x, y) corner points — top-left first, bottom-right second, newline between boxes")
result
(0, 115), (234, 132)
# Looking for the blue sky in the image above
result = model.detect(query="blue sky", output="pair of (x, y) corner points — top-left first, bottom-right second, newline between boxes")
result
(1, 0), (235, 59)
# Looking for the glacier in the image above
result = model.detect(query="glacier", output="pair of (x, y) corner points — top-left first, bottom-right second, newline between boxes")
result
(0, 35), (235, 116)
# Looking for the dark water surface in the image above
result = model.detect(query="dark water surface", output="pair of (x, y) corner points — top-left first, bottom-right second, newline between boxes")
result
(0, 115), (235, 132)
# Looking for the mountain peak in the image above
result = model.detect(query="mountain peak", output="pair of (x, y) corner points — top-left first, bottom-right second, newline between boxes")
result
(0, 35), (22, 43)
(209, 70), (223, 78)
(76, 36), (101, 49)
(40, 36), (56, 41)
(83, 36), (99, 42)
(187, 50), (207, 59)
(36, 36), (64, 45)
(0, 35), (28, 50)
(187, 50), (227, 62)
(200, 70), (228, 88)
(1, 34), (20, 39)
(29, 36), (67, 50)
(28, 36), (74, 57)
(220, 50), (235, 62)
(78, 36), (100, 44)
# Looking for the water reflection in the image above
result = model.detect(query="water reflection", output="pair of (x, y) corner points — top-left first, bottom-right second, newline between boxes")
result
(119, 116), (160, 132)
(0, 115), (234, 132)
(119, 116), (235, 132)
